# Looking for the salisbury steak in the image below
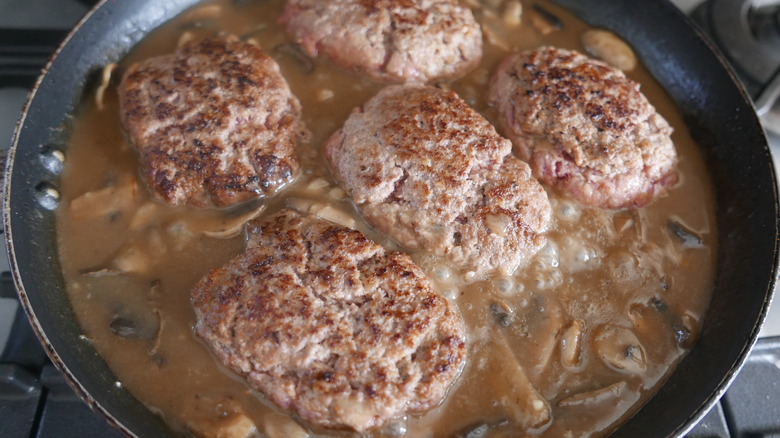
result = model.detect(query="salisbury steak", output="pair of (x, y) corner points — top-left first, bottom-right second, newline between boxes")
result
(489, 46), (678, 209)
(325, 84), (551, 278)
(280, 0), (482, 83)
(191, 209), (466, 432)
(118, 35), (306, 208)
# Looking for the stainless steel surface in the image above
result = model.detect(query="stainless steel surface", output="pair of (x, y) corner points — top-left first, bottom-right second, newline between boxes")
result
(764, 131), (780, 337)
(710, 0), (780, 84)
(757, 70), (780, 116)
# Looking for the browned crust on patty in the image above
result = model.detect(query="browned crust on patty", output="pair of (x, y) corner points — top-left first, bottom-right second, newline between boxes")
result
(325, 84), (551, 278)
(488, 46), (678, 209)
(191, 209), (466, 432)
(118, 35), (307, 208)
(280, 0), (483, 83)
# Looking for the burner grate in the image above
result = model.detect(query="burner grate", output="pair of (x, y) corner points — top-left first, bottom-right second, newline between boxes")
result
(0, 274), (122, 438)
(0, 29), (69, 88)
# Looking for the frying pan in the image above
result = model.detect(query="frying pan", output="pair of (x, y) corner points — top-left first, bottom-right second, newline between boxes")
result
(3, 0), (777, 436)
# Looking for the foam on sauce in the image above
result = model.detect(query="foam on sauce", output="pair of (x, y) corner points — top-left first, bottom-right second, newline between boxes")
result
(56, 0), (717, 436)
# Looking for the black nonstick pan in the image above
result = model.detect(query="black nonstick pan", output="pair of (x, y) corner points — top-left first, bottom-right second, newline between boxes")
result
(3, 0), (778, 436)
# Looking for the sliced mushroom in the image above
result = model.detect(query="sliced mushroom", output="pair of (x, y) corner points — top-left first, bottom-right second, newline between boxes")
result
(523, 297), (565, 376)
(95, 63), (118, 111)
(69, 175), (138, 222)
(491, 299), (515, 327)
(531, 4), (563, 35)
(177, 31), (196, 48)
(111, 228), (166, 276)
(483, 25), (511, 51)
(667, 219), (704, 248)
(108, 300), (160, 341)
(202, 225), (253, 239)
(317, 89), (335, 101)
(274, 43), (315, 74)
(285, 197), (357, 229)
(109, 315), (147, 339)
(166, 221), (197, 251)
(187, 402), (258, 438)
(141, 282), (165, 365)
(559, 320), (584, 369)
(490, 334), (552, 429)
(181, 4), (223, 22)
(503, 0), (523, 27)
(220, 413), (258, 438)
(113, 244), (153, 275)
(593, 325), (647, 374)
(613, 209), (646, 242)
(80, 267), (124, 278)
(558, 381), (629, 407)
(673, 313), (700, 349)
(650, 296), (668, 312)
(317, 206), (356, 229)
(287, 197), (317, 212)
(613, 211), (634, 233)
(327, 187), (346, 200)
(628, 302), (656, 336)
(581, 29), (637, 71)
(185, 200), (266, 238)
(302, 177), (330, 193)
(129, 202), (164, 230)
(637, 298), (700, 349)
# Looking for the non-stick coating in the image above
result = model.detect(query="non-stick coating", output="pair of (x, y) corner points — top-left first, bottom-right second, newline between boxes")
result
(4, 0), (778, 437)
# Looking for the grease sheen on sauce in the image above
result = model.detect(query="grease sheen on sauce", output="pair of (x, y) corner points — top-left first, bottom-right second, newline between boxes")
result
(56, 0), (717, 437)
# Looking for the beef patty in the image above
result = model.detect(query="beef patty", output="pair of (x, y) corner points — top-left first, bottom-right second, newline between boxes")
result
(325, 84), (551, 278)
(118, 35), (307, 208)
(280, 0), (482, 83)
(191, 209), (466, 432)
(488, 46), (678, 209)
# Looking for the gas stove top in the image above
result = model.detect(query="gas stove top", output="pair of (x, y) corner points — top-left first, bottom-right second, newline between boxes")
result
(0, 0), (778, 437)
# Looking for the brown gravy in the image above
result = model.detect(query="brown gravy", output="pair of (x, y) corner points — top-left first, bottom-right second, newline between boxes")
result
(56, 0), (717, 437)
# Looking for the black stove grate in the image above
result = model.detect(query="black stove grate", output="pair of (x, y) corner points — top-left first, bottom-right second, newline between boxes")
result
(0, 29), (69, 88)
(0, 275), (122, 438)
